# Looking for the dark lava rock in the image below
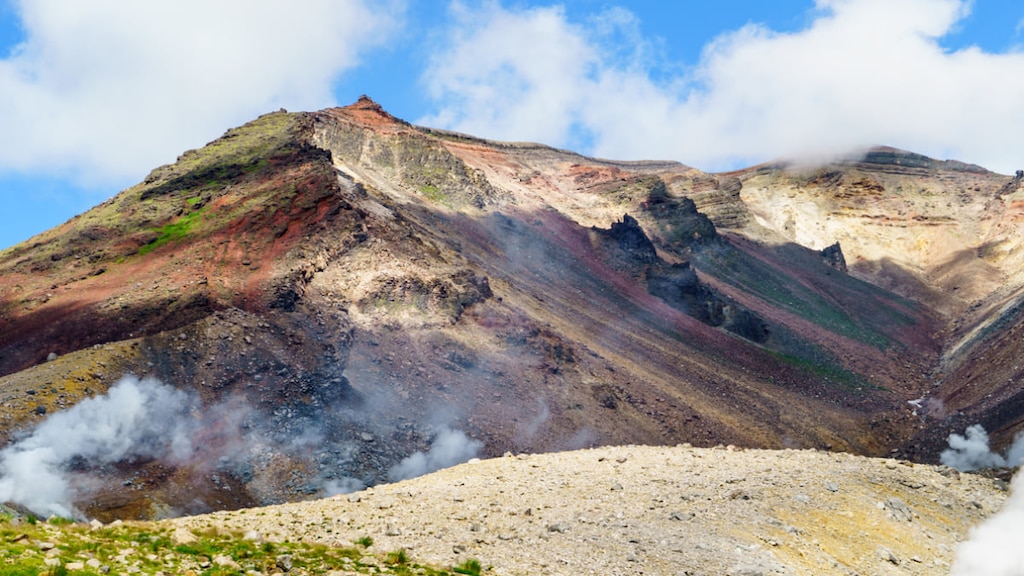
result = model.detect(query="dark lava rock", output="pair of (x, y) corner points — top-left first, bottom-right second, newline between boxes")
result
(819, 242), (847, 273)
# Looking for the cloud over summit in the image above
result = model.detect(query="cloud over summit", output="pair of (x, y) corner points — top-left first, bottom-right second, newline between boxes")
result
(3, 0), (1024, 190)
(423, 0), (1024, 173)
(0, 0), (399, 183)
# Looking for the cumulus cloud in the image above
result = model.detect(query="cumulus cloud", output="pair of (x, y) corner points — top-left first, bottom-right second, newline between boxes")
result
(422, 0), (1024, 173)
(419, 3), (597, 149)
(0, 0), (400, 184)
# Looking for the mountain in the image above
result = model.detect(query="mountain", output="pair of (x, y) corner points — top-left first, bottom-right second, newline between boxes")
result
(715, 148), (1024, 461)
(0, 96), (1021, 520)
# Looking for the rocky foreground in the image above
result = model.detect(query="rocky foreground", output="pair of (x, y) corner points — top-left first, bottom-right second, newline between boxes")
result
(166, 444), (1007, 576)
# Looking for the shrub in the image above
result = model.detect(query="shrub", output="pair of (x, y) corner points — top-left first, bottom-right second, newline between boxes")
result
(453, 558), (482, 575)
(385, 549), (409, 565)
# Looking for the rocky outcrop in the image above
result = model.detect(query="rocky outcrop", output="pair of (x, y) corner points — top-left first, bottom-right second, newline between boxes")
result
(591, 213), (769, 342)
(640, 178), (719, 250)
(667, 172), (753, 230)
(599, 214), (658, 264)
(854, 146), (990, 174)
(313, 100), (511, 209)
(819, 242), (847, 273)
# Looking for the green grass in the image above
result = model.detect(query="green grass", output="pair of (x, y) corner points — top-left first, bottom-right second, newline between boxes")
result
(692, 246), (894, 349)
(453, 558), (482, 575)
(136, 111), (303, 205)
(242, 158), (270, 174)
(138, 207), (208, 255)
(768, 349), (874, 391)
(419, 184), (450, 205)
(0, 567), (49, 576)
(386, 549), (410, 565)
(150, 112), (298, 183)
(0, 109), (312, 272)
(0, 516), (472, 576)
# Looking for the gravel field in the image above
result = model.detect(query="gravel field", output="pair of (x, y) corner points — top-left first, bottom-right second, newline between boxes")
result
(169, 444), (1007, 575)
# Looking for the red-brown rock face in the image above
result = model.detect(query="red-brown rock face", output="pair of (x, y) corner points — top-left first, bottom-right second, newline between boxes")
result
(0, 97), (1017, 519)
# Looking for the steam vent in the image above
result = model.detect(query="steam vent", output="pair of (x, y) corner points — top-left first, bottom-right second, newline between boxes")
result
(0, 97), (1021, 574)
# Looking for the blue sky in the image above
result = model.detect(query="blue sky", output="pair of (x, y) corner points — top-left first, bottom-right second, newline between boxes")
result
(2, 0), (1024, 250)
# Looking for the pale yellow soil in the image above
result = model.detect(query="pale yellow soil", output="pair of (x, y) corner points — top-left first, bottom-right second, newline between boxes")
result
(170, 444), (1006, 576)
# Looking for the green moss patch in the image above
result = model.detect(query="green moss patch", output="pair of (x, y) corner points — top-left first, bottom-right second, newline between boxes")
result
(142, 112), (303, 195)
(138, 207), (207, 256)
(0, 515), (473, 576)
(693, 246), (898, 349)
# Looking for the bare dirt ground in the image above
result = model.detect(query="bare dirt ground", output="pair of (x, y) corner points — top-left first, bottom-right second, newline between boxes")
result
(170, 444), (1006, 576)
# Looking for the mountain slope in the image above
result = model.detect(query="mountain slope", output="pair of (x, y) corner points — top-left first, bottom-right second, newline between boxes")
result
(0, 97), (1014, 519)
(707, 150), (1024, 460)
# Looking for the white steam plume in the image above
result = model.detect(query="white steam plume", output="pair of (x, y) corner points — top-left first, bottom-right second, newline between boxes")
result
(945, 424), (1024, 574)
(387, 427), (483, 482)
(952, 472), (1024, 575)
(941, 424), (1024, 472)
(0, 371), (488, 517)
(322, 477), (366, 496)
(0, 376), (196, 518)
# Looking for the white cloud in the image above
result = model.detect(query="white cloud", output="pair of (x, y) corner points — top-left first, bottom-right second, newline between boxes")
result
(0, 0), (400, 184)
(422, 0), (1024, 174)
(419, 3), (598, 148)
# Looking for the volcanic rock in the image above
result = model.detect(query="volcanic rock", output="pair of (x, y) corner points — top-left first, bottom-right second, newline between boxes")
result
(0, 97), (1022, 521)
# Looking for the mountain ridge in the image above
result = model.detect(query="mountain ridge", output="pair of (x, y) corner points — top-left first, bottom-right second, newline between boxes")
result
(0, 96), (1020, 520)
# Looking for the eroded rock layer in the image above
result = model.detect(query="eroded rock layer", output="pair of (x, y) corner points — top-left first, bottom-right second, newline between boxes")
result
(0, 97), (1019, 518)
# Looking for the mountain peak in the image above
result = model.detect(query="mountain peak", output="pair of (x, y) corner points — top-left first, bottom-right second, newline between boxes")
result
(327, 94), (409, 130)
(856, 145), (990, 174)
(352, 94), (384, 112)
